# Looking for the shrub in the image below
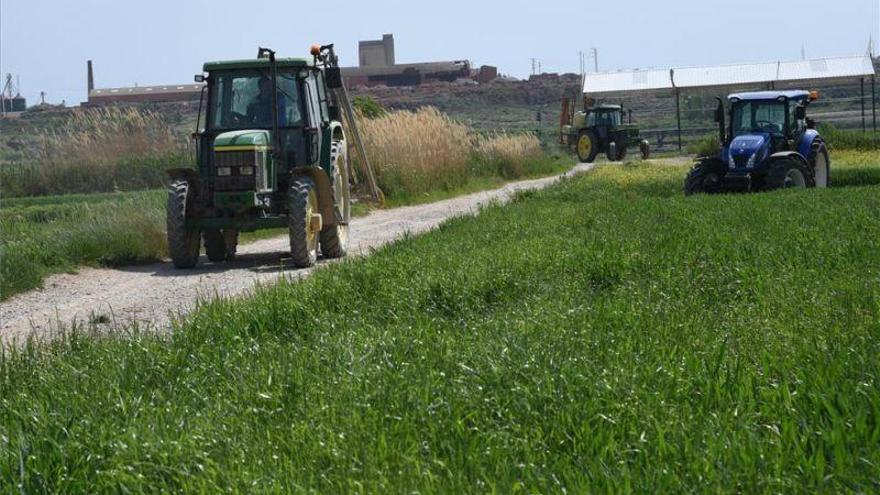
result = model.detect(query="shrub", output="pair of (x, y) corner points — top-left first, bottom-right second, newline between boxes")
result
(352, 96), (387, 119)
(687, 133), (720, 157)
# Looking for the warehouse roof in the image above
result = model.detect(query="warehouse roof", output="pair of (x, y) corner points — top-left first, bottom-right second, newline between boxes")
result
(583, 55), (875, 94)
(89, 84), (203, 98)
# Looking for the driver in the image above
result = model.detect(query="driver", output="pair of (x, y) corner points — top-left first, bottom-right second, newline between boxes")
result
(246, 77), (286, 127)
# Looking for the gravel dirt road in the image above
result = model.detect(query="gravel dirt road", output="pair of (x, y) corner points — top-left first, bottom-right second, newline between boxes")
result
(1, 164), (594, 345)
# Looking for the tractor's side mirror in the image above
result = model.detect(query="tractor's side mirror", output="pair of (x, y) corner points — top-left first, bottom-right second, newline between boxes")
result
(325, 67), (343, 89)
(794, 105), (806, 121)
(713, 103), (724, 124)
(194, 74), (205, 83)
(714, 97), (726, 143)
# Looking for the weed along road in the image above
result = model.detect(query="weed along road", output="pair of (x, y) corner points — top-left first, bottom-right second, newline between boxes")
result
(0, 164), (593, 345)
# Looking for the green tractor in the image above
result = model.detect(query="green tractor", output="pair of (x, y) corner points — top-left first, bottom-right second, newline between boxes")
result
(561, 103), (651, 163)
(167, 44), (353, 269)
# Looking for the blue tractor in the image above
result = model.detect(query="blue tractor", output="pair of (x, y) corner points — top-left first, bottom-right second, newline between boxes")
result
(684, 90), (830, 194)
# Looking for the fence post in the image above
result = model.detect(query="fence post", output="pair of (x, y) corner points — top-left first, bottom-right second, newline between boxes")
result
(861, 77), (867, 133)
(872, 75), (877, 134)
(676, 90), (683, 152)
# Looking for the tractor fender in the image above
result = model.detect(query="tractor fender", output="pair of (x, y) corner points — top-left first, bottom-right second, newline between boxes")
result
(290, 167), (337, 226)
(797, 129), (820, 157)
(768, 151), (809, 167)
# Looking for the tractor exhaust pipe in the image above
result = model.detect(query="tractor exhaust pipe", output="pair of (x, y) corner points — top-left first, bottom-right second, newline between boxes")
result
(258, 47), (282, 161)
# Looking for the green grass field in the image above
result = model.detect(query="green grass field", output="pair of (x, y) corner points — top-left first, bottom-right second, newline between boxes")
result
(2, 152), (878, 492)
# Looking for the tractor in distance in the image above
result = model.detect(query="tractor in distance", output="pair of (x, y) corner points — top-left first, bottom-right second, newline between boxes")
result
(684, 90), (830, 194)
(560, 99), (651, 163)
(166, 44), (352, 269)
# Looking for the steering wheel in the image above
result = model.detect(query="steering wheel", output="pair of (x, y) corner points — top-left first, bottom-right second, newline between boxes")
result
(755, 120), (780, 133)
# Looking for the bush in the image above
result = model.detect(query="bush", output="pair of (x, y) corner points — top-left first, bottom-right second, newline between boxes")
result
(687, 133), (720, 157)
(352, 96), (387, 119)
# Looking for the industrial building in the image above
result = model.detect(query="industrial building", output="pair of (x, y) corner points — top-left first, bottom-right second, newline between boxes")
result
(84, 61), (202, 106)
(83, 35), (496, 105)
(1, 74), (27, 114)
(341, 34), (494, 87)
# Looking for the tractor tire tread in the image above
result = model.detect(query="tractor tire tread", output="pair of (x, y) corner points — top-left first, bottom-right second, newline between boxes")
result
(289, 177), (317, 268)
(320, 141), (349, 259)
(166, 179), (200, 269)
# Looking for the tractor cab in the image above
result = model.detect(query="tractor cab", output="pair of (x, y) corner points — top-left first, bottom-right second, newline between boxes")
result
(723, 91), (815, 169)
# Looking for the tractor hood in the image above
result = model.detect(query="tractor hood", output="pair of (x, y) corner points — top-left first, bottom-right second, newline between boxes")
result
(728, 134), (769, 168)
(214, 130), (271, 150)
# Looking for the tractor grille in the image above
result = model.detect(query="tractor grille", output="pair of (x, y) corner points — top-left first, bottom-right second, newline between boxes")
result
(733, 155), (750, 168)
(215, 150), (254, 168)
(214, 150), (256, 191)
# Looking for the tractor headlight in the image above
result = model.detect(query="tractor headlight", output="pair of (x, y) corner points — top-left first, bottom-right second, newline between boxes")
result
(728, 153), (736, 169)
(217, 167), (232, 176)
(239, 166), (255, 176)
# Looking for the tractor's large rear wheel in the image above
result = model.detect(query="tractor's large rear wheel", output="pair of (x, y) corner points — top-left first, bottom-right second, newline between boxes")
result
(289, 177), (320, 268)
(320, 141), (350, 259)
(684, 158), (726, 196)
(166, 179), (201, 269)
(808, 141), (830, 188)
(576, 130), (599, 163)
(764, 157), (815, 191)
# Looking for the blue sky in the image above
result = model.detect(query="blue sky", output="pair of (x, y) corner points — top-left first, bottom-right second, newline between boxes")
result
(1, 0), (878, 106)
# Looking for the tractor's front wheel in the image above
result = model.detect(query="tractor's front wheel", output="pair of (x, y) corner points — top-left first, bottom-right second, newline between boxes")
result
(289, 177), (320, 268)
(684, 158), (726, 196)
(320, 141), (351, 259)
(204, 229), (238, 262)
(576, 130), (599, 163)
(764, 157), (815, 191)
(166, 179), (201, 269)
(640, 140), (651, 160)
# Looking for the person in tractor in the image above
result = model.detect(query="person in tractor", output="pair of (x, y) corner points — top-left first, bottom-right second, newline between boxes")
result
(246, 77), (287, 127)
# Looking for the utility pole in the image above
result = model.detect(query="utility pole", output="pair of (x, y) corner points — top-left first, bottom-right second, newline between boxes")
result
(578, 51), (585, 75)
(530, 58), (537, 76)
(538, 61), (542, 74)
(40, 91), (46, 105)
(591, 48), (599, 72)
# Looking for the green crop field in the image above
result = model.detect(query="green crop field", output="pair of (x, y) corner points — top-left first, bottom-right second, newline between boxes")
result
(2, 151), (879, 493)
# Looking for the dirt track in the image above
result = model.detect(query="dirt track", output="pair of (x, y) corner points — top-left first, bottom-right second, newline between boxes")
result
(1, 164), (593, 345)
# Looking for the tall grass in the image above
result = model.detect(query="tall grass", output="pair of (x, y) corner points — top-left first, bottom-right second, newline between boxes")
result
(818, 122), (880, 151)
(357, 106), (550, 199)
(1, 107), (188, 197)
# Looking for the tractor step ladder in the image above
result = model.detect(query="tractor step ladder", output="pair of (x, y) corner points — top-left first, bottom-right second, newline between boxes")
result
(333, 85), (383, 204)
